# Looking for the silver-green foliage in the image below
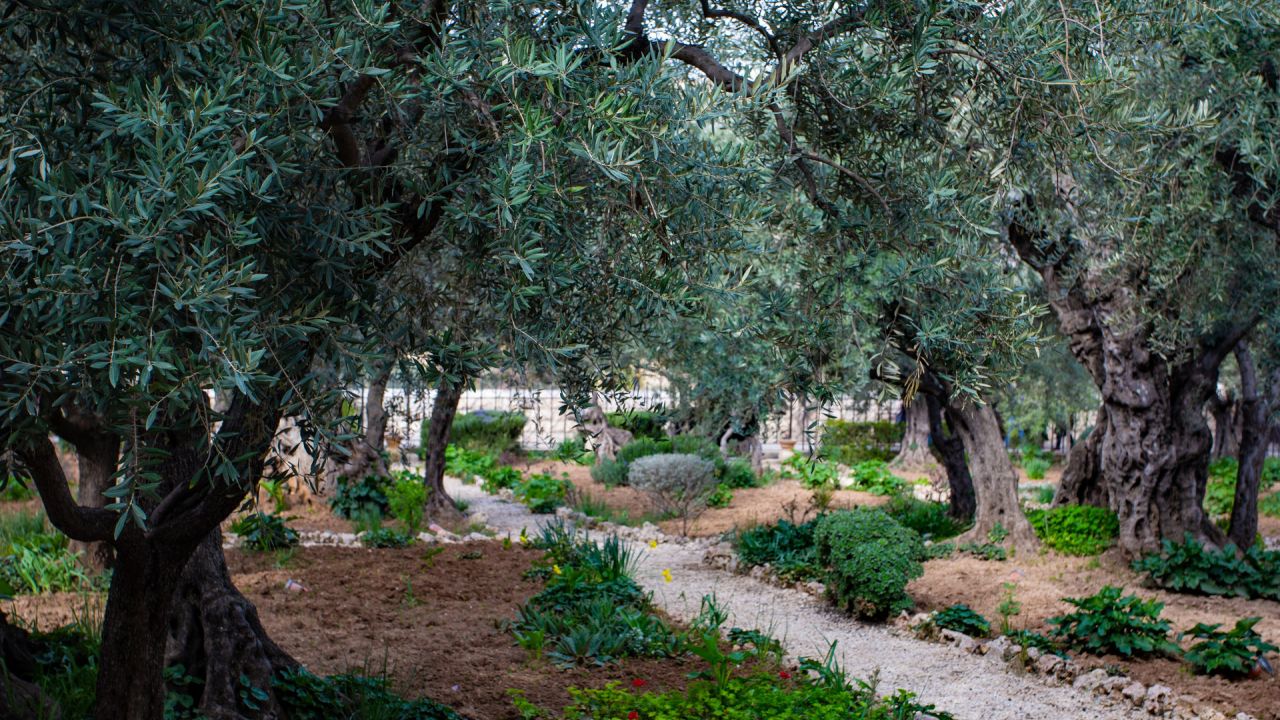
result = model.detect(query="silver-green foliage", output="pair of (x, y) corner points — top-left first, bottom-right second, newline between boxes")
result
(628, 453), (717, 531)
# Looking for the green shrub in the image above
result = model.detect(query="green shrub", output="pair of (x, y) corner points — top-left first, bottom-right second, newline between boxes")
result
(443, 445), (497, 483)
(1261, 492), (1280, 518)
(605, 410), (668, 441)
(719, 458), (758, 489)
(782, 454), (839, 490)
(588, 438), (673, 488)
(670, 434), (720, 460)
(328, 474), (392, 519)
(515, 472), (570, 514)
(230, 512), (299, 552)
(1011, 444), (1054, 468)
(933, 604), (991, 638)
(845, 460), (907, 496)
(30, 625), (100, 720)
(360, 527), (413, 548)
(513, 527), (679, 667)
(1048, 586), (1179, 657)
(883, 495), (968, 540)
(553, 437), (594, 465)
(478, 464), (523, 494)
(706, 483), (733, 508)
(589, 457), (629, 487)
(1025, 505), (1119, 556)
(1181, 617), (1278, 678)
(1023, 458), (1051, 480)
(422, 410), (526, 455)
(735, 519), (821, 582)
(629, 453), (718, 532)
(561, 671), (954, 720)
(819, 420), (904, 465)
(957, 542), (1007, 561)
(1005, 629), (1063, 656)
(386, 471), (428, 536)
(814, 508), (924, 619)
(1204, 458), (1239, 516)
(273, 668), (465, 720)
(616, 437), (672, 465)
(1031, 485), (1056, 504)
(1131, 534), (1279, 600)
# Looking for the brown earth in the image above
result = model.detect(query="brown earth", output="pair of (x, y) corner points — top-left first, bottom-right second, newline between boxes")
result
(7, 541), (707, 720)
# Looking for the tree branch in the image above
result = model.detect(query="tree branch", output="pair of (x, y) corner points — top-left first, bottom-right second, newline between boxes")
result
(15, 435), (114, 542)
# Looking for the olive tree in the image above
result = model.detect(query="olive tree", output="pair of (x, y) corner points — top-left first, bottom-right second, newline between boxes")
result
(999, 0), (1280, 554)
(0, 2), (765, 718)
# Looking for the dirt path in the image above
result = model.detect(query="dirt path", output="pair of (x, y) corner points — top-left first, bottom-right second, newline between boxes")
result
(450, 478), (1146, 720)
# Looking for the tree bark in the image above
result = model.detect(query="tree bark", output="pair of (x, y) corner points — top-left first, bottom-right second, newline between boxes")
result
(166, 531), (298, 720)
(423, 378), (465, 522)
(890, 398), (932, 468)
(95, 535), (187, 720)
(948, 401), (1037, 552)
(1055, 406), (1108, 507)
(1009, 222), (1244, 555)
(583, 405), (633, 461)
(924, 393), (975, 521)
(1228, 344), (1276, 548)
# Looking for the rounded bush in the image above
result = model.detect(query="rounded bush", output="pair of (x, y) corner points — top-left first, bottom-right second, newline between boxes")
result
(1026, 504), (1118, 556)
(814, 508), (924, 620)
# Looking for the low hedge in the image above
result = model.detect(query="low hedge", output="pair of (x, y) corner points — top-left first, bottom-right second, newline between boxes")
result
(819, 420), (903, 465)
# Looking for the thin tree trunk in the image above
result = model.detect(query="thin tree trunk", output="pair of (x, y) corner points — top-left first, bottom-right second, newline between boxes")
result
(924, 393), (975, 521)
(1228, 345), (1275, 548)
(1056, 406), (1108, 507)
(949, 401), (1037, 552)
(890, 398), (932, 468)
(423, 378), (464, 522)
(166, 531), (298, 719)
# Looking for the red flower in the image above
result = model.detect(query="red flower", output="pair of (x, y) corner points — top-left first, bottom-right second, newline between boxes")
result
(631, 678), (647, 688)
(628, 712), (639, 720)
(778, 670), (792, 680)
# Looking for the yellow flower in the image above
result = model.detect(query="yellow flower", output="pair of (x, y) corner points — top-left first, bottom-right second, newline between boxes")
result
(649, 539), (658, 549)
(662, 568), (672, 583)
(553, 564), (562, 575)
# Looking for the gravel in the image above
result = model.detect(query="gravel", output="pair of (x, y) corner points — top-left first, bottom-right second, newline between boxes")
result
(449, 477), (1147, 720)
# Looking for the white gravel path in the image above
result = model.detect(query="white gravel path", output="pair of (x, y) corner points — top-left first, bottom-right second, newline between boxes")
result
(448, 478), (1146, 720)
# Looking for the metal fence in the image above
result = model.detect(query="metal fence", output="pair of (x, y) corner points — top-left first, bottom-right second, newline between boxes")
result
(358, 377), (901, 452)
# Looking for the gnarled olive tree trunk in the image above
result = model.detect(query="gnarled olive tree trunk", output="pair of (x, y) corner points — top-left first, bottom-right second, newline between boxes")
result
(0, 611), (59, 719)
(1010, 224), (1245, 555)
(166, 531), (298, 720)
(923, 392), (975, 521)
(1055, 405), (1108, 507)
(890, 399), (932, 469)
(948, 400), (1037, 552)
(422, 378), (465, 523)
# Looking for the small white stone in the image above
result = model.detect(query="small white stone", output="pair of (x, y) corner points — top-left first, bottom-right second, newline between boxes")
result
(1121, 681), (1146, 705)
